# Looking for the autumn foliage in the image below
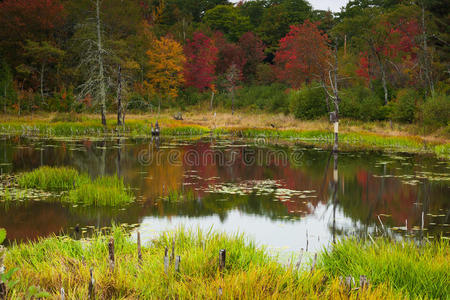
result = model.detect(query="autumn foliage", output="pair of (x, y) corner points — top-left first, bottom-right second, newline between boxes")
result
(184, 32), (218, 91)
(145, 36), (186, 99)
(274, 20), (330, 88)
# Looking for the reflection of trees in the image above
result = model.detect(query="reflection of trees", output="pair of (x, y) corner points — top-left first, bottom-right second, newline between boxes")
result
(2, 136), (449, 242)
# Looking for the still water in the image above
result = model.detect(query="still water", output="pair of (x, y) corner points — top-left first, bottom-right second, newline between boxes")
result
(0, 135), (448, 253)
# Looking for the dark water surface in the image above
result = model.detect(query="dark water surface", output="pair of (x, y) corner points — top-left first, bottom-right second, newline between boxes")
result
(0, 135), (448, 253)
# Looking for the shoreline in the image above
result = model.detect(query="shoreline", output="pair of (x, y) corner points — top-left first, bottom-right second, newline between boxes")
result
(1, 112), (449, 159)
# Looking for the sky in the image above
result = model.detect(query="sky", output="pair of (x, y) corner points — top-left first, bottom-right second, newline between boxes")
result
(232, 0), (349, 12)
(308, 0), (349, 12)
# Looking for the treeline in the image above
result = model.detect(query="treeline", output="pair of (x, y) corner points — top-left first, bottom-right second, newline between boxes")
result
(0, 0), (448, 127)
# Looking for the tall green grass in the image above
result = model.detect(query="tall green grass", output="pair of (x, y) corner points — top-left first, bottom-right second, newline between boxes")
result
(320, 238), (450, 299)
(3, 227), (404, 299)
(66, 175), (134, 206)
(17, 166), (90, 191)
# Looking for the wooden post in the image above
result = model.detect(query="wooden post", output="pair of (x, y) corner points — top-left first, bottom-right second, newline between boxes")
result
(175, 256), (181, 273)
(164, 254), (169, 275)
(0, 246), (6, 300)
(108, 238), (115, 272)
(219, 249), (226, 272)
(359, 275), (369, 290)
(137, 231), (142, 267)
(171, 237), (175, 262)
(88, 268), (95, 299)
(310, 253), (317, 273)
(295, 248), (304, 270)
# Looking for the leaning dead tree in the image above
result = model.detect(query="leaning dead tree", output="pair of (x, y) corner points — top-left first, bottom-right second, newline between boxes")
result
(77, 0), (110, 126)
(321, 38), (341, 152)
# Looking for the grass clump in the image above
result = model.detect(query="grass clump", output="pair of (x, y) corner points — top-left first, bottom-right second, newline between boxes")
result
(320, 238), (450, 299)
(3, 227), (405, 299)
(66, 175), (134, 206)
(17, 166), (89, 191)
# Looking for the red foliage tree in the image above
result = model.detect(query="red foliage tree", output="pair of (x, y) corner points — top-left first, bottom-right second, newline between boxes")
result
(356, 18), (420, 86)
(238, 31), (265, 80)
(273, 20), (330, 88)
(213, 31), (247, 76)
(184, 32), (219, 91)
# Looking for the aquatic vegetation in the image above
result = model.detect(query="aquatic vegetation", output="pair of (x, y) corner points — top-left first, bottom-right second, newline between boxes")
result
(2, 227), (410, 299)
(66, 175), (134, 206)
(165, 189), (196, 202)
(17, 166), (90, 191)
(0, 228), (5, 244)
(320, 237), (450, 299)
(203, 179), (316, 203)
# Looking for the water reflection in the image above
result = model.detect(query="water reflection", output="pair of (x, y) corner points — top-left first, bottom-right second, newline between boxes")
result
(0, 135), (448, 251)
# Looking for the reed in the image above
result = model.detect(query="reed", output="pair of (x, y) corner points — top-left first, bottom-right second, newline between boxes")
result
(17, 166), (89, 191)
(66, 175), (134, 206)
(3, 227), (407, 299)
(320, 237), (450, 299)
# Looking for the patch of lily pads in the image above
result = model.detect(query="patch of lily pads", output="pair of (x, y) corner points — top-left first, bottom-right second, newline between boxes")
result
(202, 179), (316, 202)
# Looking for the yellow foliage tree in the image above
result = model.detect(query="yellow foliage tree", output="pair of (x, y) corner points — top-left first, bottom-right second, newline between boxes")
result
(145, 36), (186, 113)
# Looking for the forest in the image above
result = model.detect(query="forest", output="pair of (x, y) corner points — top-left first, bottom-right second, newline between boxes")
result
(0, 0), (448, 130)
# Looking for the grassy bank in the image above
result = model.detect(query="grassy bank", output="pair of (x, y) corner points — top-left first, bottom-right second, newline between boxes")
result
(5, 227), (441, 299)
(0, 112), (449, 159)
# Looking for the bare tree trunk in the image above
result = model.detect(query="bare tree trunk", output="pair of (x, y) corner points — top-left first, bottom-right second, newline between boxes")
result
(421, 3), (434, 97)
(231, 86), (235, 115)
(210, 90), (215, 111)
(40, 62), (45, 104)
(158, 97), (161, 115)
(3, 84), (6, 114)
(96, 0), (107, 126)
(117, 65), (122, 126)
(332, 39), (340, 153)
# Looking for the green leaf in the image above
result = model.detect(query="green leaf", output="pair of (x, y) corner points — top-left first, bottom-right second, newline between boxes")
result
(0, 228), (6, 244)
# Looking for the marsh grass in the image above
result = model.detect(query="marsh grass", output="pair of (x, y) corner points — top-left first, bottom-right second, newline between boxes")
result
(66, 175), (134, 206)
(320, 238), (450, 299)
(1, 112), (448, 158)
(17, 166), (90, 191)
(4, 227), (406, 299)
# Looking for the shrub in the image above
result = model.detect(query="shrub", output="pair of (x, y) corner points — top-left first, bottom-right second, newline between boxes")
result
(389, 88), (420, 123)
(421, 94), (450, 127)
(340, 86), (386, 121)
(237, 84), (288, 113)
(18, 166), (90, 191)
(289, 84), (327, 119)
(254, 63), (276, 85)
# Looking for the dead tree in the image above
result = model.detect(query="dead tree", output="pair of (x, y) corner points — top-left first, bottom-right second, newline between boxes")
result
(78, 0), (110, 126)
(321, 38), (341, 153)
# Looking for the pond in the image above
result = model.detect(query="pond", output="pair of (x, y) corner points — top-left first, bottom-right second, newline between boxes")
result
(0, 135), (448, 254)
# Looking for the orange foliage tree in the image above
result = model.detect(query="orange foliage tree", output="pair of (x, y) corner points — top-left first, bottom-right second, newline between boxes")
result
(145, 36), (186, 112)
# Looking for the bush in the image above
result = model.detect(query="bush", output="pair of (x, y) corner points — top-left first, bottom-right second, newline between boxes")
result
(289, 84), (327, 119)
(421, 94), (450, 127)
(389, 88), (420, 123)
(179, 87), (209, 108)
(237, 84), (288, 113)
(340, 86), (386, 121)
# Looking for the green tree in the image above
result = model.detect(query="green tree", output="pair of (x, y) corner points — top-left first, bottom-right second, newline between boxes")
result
(23, 40), (64, 105)
(258, 0), (312, 52)
(204, 5), (252, 41)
